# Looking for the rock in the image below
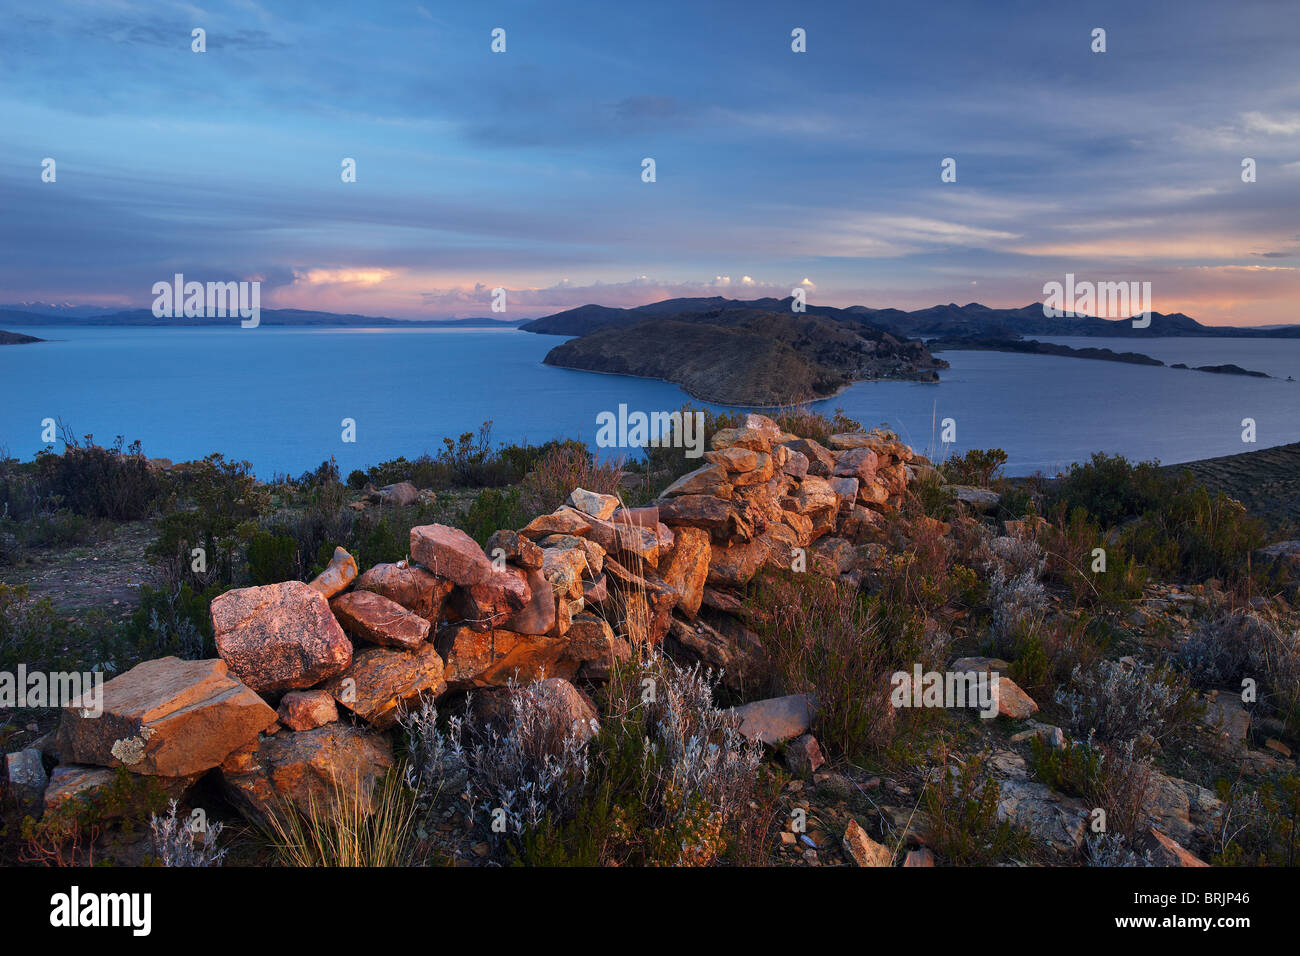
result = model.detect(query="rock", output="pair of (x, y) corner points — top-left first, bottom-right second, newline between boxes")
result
(843, 818), (892, 867)
(1265, 738), (1292, 758)
(5, 749), (47, 814)
(661, 463), (732, 498)
(781, 449), (810, 479)
(700, 586), (744, 614)
(1255, 540), (1300, 579)
(308, 546), (359, 598)
(528, 678), (600, 743)
(903, 848), (936, 867)
(994, 676), (1039, 719)
(355, 561), (455, 623)
(331, 589), (430, 649)
(743, 413), (782, 441)
(484, 529), (545, 570)
(834, 447), (879, 483)
(788, 475), (840, 515)
(582, 573), (608, 605)
(707, 537), (772, 589)
(276, 690), (339, 731)
(1202, 690), (1251, 753)
(951, 656), (1010, 674)
(451, 565), (533, 632)
(950, 485), (1001, 514)
(436, 626), (576, 690)
(521, 508), (593, 539)
(710, 426), (772, 453)
(811, 536), (856, 575)
(705, 446), (759, 473)
(728, 694), (813, 745)
(666, 614), (766, 689)
(784, 734), (825, 775)
(603, 558), (679, 645)
(1140, 827), (1208, 866)
(322, 643), (447, 729)
(585, 514), (664, 565)
(54, 657), (277, 776)
(657, 526), (711, 617)
(731, 452), (775, 487)
(375, 481), (419, 507)
(220, 723), (393, 825)
(1144, 771), (1222, 848)
(655, 495), (753, 544)
(212, 581), (353, 693)
(566, 488), (620, 521)
(43, 764), (199, 817)
(562, 613), (624, 678)
(543, 547), (590, 600)
(410, 524), (494, 586)
(782, 438), (836, 477)
(997, 777), (1088, 852)
(505, 568), (559, 635)
(1010, 723), (1067, 749)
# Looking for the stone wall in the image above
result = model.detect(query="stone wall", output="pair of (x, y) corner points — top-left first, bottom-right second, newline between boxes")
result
(37, 414), (916, 824)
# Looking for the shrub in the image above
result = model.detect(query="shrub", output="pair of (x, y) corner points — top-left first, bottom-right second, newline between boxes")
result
(751, 572), (897, 757)
(922, 749), (1024, 864)
(35, 434), (163, 520)
(403, 653), (765, 867)
(149, 800), (227, 867)
(122, 582), (216, 662)
(1049, 452), (1166, 527)
(941, 448), (1007, 486)
(1053, 659), (1201, 748)
(1177, 610), (1300, 731)
(519, 442), (623, 516)
(456, 487), (528, 547)
(1029, 736), (1153, 841)
(246, 531), (300, 585)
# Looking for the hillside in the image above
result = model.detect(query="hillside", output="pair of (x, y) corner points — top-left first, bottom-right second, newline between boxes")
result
(542, 308), (947, 404)
(0, 329), (44, 345)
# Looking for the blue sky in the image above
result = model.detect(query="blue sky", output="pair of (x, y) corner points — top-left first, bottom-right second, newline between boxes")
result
(1, 0), (1298, 323)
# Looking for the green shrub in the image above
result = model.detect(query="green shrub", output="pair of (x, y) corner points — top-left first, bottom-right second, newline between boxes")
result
(941, 448), (1007, 486)
(246, 531), (300, 585)
(923, 750), (1025, 864)
(456, 487), (527, 547)
(36, 436), (163, 520)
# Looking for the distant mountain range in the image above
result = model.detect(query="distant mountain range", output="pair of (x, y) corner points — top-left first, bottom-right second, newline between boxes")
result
(520, 297), (1300, 339)
(0, 306), (526, 329)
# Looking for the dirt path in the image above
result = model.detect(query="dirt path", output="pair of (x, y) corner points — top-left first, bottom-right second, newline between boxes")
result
(0, 520), (158, 617)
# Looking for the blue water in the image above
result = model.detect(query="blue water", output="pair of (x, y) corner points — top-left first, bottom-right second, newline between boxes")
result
(2, 327), (1298, 478)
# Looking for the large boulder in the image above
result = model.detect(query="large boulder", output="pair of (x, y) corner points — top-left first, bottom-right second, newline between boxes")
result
(331, 589), (430, 650)
(521, 508), (593, 539)
(655, 495), (753, 544)
(54, 657), (277, 776)
(781, 438), (836, 477)
(410, 524), (493, 586)
(355, 561), (454, 623)
(322, 643), (447, 729)
(220, 723), (394, 825)
(436, 626), (576, 690)
(833, 448), (879, 484)
(212, 581), (353, 693)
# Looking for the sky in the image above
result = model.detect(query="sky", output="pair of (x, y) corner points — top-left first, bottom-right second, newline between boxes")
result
(1, 0), (1298, 325)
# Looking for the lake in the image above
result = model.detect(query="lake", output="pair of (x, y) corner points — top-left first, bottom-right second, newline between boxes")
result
(2, 327), (1298, 478)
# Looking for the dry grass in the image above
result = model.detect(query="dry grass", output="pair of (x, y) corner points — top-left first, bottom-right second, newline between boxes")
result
(262, 770), (416, 867)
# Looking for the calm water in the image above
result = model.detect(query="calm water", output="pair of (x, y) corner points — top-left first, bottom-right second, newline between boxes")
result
(2, 328), (1298, 477)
